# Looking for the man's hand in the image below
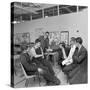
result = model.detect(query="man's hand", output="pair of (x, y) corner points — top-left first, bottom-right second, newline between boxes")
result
(62, 60), (66, 65)
(62, 59), (73, 66)
(47, 48), (53, 52)
(41, 53), (44, 59)
(42, 55), (44, 59)
(62, 59), (69, 65)
(38, 68), (43, 74)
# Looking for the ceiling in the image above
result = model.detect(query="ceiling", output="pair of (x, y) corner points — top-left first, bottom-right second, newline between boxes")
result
(11, 2), (56, 15)
(11, 2), (87, 23)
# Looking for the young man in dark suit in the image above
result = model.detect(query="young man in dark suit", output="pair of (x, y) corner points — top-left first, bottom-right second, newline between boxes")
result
(72, 37), (87, 64)
(62, 37), (87, 76)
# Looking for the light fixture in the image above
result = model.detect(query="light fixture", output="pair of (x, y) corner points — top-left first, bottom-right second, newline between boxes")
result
(45, 15), (48, 18)
(12, 21), (17, 24)
(12, 21), (20, 24)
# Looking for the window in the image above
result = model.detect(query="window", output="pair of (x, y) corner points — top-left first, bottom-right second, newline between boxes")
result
(14, 15), (22, 22)
(22, 14), (31, 21)
(59, 5), (77, 15)
(60, 31), (69, 45)
(44, 6), (58, 17)
(32, 10), (43, 20)
(78, 6), (88, 11)
(68, 6), (77, 12)
(59, 8), (70, 15)
(59, 5), (71, 15)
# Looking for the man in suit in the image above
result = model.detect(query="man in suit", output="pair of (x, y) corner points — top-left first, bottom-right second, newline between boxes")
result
(67, 37), (87, 84)
(72, 37), (87, 64)
(62, 37), (87, 74)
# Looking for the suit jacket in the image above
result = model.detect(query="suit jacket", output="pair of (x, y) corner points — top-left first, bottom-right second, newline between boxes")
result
(72, 45), (87, 64)
(68, 46), (88, 84)
(20, 53), (38, 74)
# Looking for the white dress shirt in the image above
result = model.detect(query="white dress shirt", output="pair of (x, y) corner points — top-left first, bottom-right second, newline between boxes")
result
(62, 45), (76, 65)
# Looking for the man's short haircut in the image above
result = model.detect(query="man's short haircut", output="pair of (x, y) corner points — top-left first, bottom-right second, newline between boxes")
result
(35, 39), (41, 44)
(59, 42), (65, 48)
(45, 31), (49, 34)
(70, 37), (76, 42)
(76, 37), (83, 44)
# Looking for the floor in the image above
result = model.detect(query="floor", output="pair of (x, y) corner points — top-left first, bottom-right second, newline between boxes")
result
(14, 63), (69, 88)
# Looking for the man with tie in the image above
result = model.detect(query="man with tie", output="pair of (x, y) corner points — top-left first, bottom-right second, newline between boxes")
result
(62, 37), (87, 73)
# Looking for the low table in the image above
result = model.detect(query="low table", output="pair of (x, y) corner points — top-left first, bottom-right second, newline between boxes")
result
(44, 52), (59, 66)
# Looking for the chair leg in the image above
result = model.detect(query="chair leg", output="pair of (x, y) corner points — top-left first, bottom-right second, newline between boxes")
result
(14, 69), (17, 76)
(33, 77), (36, 82)
(15, 78), (26, 86)
(38, 75), (41, 86)
(25, 79), (29, 87)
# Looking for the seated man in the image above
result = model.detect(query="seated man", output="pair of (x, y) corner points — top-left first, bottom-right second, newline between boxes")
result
(56, 42), (66, 65)
(20, 52), (38, 75)
(58, 37), (75, 68)
(62, 37), (76, 66)
(28, 39), (60, 85)
(62, 37), (87, 74)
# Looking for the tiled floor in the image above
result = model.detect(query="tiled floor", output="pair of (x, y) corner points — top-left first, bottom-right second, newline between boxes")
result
(53, 65), (68, 85)
(14, 63), (68, 88)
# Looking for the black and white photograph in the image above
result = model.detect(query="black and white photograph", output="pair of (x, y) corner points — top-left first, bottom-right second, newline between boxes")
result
(11, 2), (88, 88)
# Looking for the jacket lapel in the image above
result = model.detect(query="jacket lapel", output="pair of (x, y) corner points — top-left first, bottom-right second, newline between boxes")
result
(77, 46), (83, 55)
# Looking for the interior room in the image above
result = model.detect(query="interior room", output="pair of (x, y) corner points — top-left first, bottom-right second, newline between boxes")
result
(11, 2), (88, 88)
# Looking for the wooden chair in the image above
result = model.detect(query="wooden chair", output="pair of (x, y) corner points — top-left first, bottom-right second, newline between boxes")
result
(15, 63), (41, 87)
